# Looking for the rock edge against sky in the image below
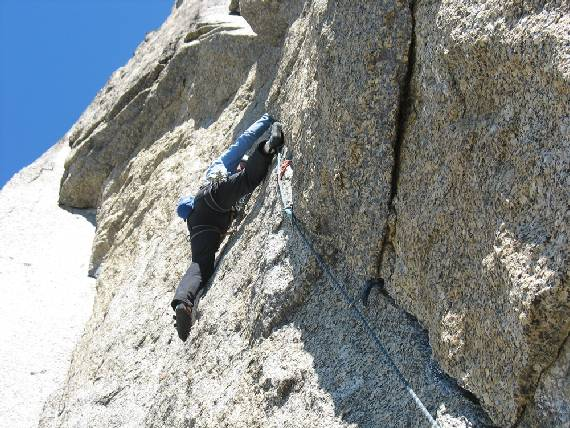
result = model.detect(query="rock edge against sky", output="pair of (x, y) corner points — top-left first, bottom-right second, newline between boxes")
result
(14, 0), (568, 426)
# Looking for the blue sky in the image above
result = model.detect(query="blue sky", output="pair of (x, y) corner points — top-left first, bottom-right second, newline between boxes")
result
(0, 0), (173, 187)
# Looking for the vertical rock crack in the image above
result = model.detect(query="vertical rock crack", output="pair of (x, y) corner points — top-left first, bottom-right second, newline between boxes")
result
(377, 0), (417, 275)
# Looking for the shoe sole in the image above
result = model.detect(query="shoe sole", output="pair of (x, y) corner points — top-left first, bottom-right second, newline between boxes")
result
(175, 305), (192, 342)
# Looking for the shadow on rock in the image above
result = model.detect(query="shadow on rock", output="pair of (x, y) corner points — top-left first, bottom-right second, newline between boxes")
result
(278, 217), (495, 427)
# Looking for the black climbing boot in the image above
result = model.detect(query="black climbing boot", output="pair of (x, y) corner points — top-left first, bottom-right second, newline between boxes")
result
(174, 303), (193, 342)
(265, 122), (284, 154)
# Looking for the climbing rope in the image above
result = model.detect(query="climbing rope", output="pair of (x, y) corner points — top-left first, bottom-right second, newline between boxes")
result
(275, 151), (440, 428)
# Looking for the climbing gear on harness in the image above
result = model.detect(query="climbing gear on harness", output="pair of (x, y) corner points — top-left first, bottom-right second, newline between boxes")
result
(280, 159), (292, 179)
(276, 151), (293, 217)
(200, 165), (230, 191)
(275, 150), (440, 428)
(232, 195), (248, 220)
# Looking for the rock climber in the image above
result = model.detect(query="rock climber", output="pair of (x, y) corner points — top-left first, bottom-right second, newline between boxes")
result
(172, 113), (284, 341)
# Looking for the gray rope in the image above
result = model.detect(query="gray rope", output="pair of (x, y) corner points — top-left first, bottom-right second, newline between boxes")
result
(275, 151), (440, 428)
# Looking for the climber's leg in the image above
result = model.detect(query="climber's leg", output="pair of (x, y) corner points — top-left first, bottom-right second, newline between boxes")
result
(172, 262), (201, 310)
(172, 232), (216, 341)
(209, 142), (275, 211)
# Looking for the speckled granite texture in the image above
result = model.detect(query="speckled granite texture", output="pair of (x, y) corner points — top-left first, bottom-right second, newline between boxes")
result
(40, 0), (568, 426)
(389, 1), (569, 424)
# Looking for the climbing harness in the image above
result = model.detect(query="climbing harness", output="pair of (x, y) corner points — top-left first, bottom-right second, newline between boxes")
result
(201, 186), (232, 214)
(275, 151), (440, 428)
(188, 224), (225, 241)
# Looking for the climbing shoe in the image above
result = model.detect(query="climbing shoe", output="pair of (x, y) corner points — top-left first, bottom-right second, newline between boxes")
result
(174, 303), (193, 342)
(266, 122), (284, 154)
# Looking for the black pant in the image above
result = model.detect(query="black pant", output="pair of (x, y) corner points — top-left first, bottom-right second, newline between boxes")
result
(172, 142), (273, 310)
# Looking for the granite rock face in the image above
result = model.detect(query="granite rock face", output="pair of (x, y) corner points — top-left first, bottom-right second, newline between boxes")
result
(239, 0), (292, 44)
(388, 1), (569, 425)
(262, 0), (412, 286)
(59, 0), (249, 208)
(520, 336), (570, 427)
(41, 0), (568, 426)
(0, 143), (95, 427)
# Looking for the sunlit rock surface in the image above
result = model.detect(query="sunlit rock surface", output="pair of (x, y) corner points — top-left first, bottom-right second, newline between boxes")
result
(39, 0), (568, 426)
(389, 1), (569, 424)
(0, 143), (95, 427)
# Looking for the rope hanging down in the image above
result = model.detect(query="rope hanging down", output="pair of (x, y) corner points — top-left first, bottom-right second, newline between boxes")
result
(275, 151), (440, 428)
